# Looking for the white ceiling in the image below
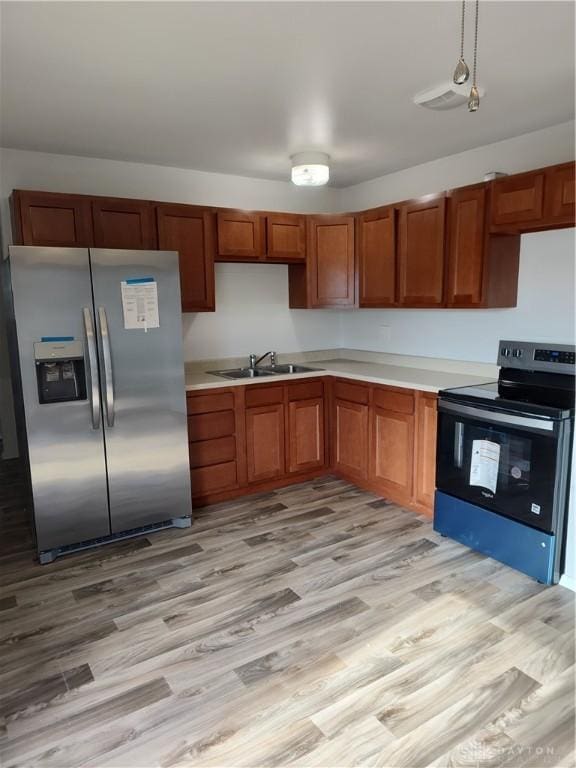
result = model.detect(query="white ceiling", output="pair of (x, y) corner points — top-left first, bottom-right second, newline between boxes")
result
(1, 1), (574, 187)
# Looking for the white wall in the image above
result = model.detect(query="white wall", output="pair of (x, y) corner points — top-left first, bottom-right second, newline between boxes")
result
(342, 121), (575, 211)
(182, 263), (341, 361)
(341, 229), (576, 362)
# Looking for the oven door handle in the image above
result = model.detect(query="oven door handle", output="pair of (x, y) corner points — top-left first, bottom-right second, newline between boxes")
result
(439, 400), (555, 433)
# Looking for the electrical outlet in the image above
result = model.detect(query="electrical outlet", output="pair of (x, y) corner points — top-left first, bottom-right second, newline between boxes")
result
(379, 325), (392, 343)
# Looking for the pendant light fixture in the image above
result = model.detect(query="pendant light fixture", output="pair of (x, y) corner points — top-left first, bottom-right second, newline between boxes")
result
(290, 152), (330, 186)
(453, 0), (470, 85)
(468, 0), (480, 111)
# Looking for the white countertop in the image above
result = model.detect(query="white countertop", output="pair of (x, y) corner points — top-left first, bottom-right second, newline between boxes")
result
(185, 352), (495, 394)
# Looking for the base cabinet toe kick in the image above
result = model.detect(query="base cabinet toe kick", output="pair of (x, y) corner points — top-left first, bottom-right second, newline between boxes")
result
(186, 376), (438, 515)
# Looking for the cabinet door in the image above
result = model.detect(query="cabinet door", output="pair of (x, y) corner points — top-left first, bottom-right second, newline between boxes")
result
(446, 185), (487, 307)
(398, 196), (446, 307)
(371, 406), (414, 502)
(266, 213), (306, 262)
(358, 206), (396, 307)
(216, 210), (264, 261)
(156, 204), (216, 312)
(414, 392), (438, 514)
(246, 403), (285, 483)
(544, 163), (575, 227)
(333, 399), (368, 479)
(288, 397), (325, 473)
(308, 216), (355, 307)
(92, 198), (156, 249)
(490, 171), (545, 229)
(11, 190), (93, 247)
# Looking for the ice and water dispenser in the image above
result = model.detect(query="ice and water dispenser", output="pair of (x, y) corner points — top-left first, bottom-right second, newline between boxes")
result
(34, 339), (87, 404)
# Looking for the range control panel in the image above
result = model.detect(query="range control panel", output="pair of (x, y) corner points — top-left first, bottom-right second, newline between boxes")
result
(498, 340), (576, 375)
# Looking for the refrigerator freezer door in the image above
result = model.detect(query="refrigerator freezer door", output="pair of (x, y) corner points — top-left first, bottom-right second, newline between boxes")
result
(90, 249), (192, 532)
(7, 246), (110, 551)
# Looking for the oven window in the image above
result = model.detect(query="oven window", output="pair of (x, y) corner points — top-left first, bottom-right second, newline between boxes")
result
(436, 412), (558, 532)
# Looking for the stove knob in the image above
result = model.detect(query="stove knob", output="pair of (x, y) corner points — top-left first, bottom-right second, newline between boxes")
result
(512, 348), (523, 358)
(501, 347), (511, 357)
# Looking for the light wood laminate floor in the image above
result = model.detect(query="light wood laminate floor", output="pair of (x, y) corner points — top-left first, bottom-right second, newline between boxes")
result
(0, 460), (574, 768)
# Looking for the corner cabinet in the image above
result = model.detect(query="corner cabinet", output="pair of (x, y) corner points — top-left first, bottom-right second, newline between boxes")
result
(156, 204), (216, 312)
(289, 215), (355, 308)
(398, 195), (446, 307)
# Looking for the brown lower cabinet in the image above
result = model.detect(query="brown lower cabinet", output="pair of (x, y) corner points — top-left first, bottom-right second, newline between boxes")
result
(332, 378), (437, 515)
(187, 375), (438, 516)
(188, 379), (327, 505)
(246, 403), (286, 483)
(371, 391), (415, 506)
(414, 391), (439, 511)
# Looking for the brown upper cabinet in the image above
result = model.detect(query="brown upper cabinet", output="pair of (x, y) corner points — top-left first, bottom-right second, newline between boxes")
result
(216, 210), (306, 263)
(216, 210), (265, 261)
(156, 204), (216, 312)
(446, 184), (520, 308)
(357, 206), (396, 307)
(544, 162), (576, 226)
(266, 213), (306, 262)
(92, 197), (156, 249)
(490, 170), (545, 229)
(11, 190), (94, 247)
(490, 162), (575, 232)
(398, 194), (446, 307)
(290, 215), (355, 308)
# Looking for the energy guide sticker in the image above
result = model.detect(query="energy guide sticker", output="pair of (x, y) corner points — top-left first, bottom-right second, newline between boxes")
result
(469, 439), (500, 494)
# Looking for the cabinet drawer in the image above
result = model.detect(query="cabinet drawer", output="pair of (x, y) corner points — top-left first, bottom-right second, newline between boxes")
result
(187, 391), (234, 415)
(333, 380), (369, 405)
(245, 385), (285, 408)
(188, 410), (235, 442)
(191, 461), (237, 495)
(189, 436), (236, 469)
(373, 386), (414, 414)
(287, 380), (323, 401)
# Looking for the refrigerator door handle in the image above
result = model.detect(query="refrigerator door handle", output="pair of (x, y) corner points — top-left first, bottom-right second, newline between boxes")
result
(98, 306), (115, 427)
(82, 307), (101, 430)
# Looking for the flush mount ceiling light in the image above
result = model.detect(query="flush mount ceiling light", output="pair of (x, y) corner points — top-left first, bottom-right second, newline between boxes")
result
(290, 152), (330, 186)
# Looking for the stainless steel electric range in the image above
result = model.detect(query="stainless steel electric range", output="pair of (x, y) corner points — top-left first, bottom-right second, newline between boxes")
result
(434, 340), (575, 584)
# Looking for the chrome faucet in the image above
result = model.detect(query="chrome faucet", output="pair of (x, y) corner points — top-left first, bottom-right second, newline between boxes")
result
(249, 351), (277, 369)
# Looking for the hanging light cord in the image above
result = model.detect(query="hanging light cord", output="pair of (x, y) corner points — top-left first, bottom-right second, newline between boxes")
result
(472, 0), (479, 85)
(459, 0), (466, 58)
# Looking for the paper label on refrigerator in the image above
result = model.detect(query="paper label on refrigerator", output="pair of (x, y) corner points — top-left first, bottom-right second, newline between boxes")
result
(469, 439), (500, 494)
(121, 278), (159, 331)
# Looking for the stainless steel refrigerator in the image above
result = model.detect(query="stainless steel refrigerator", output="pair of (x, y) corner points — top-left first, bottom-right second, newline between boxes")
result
(7, 246), (192, 563)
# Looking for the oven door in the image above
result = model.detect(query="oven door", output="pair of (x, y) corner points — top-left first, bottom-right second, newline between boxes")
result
(436, 399), (564, 533)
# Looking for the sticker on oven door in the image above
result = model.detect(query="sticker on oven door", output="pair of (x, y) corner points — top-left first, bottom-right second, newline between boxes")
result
(469, 439), (500, 495)
(531, 503), (541, 515)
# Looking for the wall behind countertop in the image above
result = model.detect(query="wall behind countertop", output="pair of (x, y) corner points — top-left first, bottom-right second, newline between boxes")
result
(340, 228), (576, 363)
(182, 263), (341, 361)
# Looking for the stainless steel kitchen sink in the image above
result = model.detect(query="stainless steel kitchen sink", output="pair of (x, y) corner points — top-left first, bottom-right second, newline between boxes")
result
(208, 368), (277, 379)
(208, 364), (323, 379)
(258, 364), (324, 374)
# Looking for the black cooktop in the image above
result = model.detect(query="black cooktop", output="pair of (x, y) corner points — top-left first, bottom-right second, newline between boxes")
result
(441, 368), (575, 421)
